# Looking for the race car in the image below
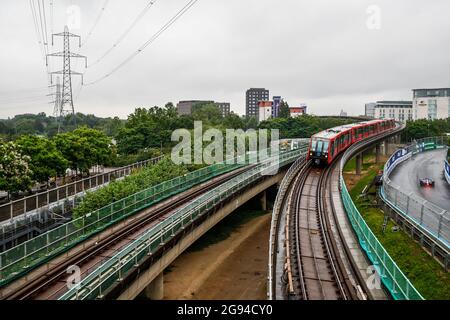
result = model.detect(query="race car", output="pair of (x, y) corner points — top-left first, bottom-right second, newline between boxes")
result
(419, 178), (435, 187)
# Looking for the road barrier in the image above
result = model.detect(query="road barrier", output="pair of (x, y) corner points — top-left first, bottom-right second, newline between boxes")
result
(380, 137), (449, 249)
(445, 160), (450, 186)
(339, 127), (424, 300)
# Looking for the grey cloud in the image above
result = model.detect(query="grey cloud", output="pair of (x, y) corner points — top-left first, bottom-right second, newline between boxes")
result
(0, 0), (449, 119)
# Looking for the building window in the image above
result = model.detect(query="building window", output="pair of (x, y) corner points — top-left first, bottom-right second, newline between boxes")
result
(428, 99), (437, 120)
(448, 99), (450, 118)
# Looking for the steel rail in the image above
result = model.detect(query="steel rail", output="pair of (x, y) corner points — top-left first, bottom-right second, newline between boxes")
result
(2, 166), (251, 300)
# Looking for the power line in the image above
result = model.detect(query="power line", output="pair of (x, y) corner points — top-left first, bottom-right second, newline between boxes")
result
(84, 0), (200, 86)
(41, 0), (49, 46)
(50, 0), (54, 36)
(89, 0), (158, 68)
(81, 0), (110, 47)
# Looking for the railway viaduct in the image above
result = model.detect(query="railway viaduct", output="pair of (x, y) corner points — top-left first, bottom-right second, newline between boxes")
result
(0, 118), (408, 300)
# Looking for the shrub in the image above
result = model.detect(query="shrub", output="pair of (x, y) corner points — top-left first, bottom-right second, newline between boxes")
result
(72, 158), (188, 220)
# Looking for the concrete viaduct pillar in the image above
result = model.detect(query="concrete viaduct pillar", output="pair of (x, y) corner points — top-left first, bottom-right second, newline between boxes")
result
(145, 272), (164, 300)
(260, 190), (267, 211)
(376, 143), (382, 164)
(356, 153), (363, 175)
(384, 139), (390, 156)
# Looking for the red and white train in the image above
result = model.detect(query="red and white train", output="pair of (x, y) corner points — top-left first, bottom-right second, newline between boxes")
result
(307, 119), (396, 165)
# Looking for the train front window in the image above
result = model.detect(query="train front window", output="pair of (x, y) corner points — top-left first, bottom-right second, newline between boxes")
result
(323, 141), (329, 153)
(311, 140), (318, 151)
(316, 141), (323, 153)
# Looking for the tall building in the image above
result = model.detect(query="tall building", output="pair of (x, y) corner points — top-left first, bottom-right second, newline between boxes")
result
(177, 100), (230, 117)
(177, 100), (214, 116)
(215, 102), (231, 117)
(258, 101), (273, 122)
(246, 88), (269, 119)
(365, 103), (376, 118)
(374, 101), (413, 123)
(272, 96), (282, 118)
(412, 88), (450, 120)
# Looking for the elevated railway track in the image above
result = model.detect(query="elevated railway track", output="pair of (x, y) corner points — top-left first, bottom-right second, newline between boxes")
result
(269, 122), (414, 300)
(0, 165), (253, 300)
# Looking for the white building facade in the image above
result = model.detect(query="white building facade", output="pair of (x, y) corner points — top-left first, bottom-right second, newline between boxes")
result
(413, 88), (450, 120)
(258, 101), (273, 122)
(374, 101), (413, 123)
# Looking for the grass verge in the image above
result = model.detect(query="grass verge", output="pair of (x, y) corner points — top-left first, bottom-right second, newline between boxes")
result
(346, 163), (450, 300)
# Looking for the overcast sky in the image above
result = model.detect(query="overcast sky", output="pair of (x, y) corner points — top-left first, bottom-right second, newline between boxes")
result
(0, 0), (449, 119)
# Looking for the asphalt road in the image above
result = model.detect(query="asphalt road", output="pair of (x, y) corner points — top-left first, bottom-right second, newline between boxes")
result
(390, 149), (450, 211)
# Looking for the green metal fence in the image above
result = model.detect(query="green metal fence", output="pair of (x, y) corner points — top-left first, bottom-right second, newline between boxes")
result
(59, 149), (304, 300)
(340, 178), (424, 300)
(0, 160), (245, 285)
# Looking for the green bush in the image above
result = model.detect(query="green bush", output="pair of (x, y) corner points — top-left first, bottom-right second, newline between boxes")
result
(73, 158), (188, 220)
(111, 148), (163, 167)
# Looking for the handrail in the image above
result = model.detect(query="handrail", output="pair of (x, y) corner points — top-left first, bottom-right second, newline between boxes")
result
(381, 136), (449, 248)
(59, 148), (306, 300)
(0, 145), (308, 287)
(339, 125), (424, 300)
(0, 156), (164, 223)
(445, 159), (450, 186)
(0, 159), (240, 286)
(267, 155), (307, 300)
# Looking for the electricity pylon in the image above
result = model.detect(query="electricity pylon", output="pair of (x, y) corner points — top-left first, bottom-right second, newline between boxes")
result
(46, 26), (87, 127)
(48, 76), (62, 133)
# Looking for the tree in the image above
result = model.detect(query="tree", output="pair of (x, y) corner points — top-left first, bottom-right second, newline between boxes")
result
(116, 105), (189, 155)
(192, 103), (223, 125)
(223, 113), (246, 129)
(0, 141), (32, 198)
(279, 100), (291, 119)
(54, 127), (113, 175)
(16, 135), (68, 185)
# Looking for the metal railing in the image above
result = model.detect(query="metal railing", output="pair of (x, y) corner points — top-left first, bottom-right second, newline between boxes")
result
(59, 148), (306, 300)
(339, 128), (424, 300)
(380, 137), (449, 248)
(0, 160), (241, 285)
(445, 160), (450, 186)
(0, 156), (164, 223)
(267, 155), (307, 300)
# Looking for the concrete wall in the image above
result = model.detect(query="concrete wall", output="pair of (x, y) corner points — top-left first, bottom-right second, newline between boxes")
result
(117, 171), (286, 300)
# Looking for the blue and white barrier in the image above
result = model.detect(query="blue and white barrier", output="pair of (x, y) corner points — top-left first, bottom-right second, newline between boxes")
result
(445, 159), (450, 186)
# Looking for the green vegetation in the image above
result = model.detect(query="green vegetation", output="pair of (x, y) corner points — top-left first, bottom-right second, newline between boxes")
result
(0, 112), (125, 139)
(0, 127), (114, 196)
(0, 141), (33, 199)
(347, 163), (450, 300)
(278, 101), (291, 119)
(403, 118), (450, 142)
(72, 158), (188, 220)
(259, 115), (355, 139)
(16, 135), (68, 185)
(54, 127), (114, 174)
(344, 152), (375, 173)
(115, 103), (258, 156)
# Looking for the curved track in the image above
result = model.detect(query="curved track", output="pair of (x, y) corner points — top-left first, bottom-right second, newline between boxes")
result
(285, 162), (357, 300)
(1, 166), (253, 300)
